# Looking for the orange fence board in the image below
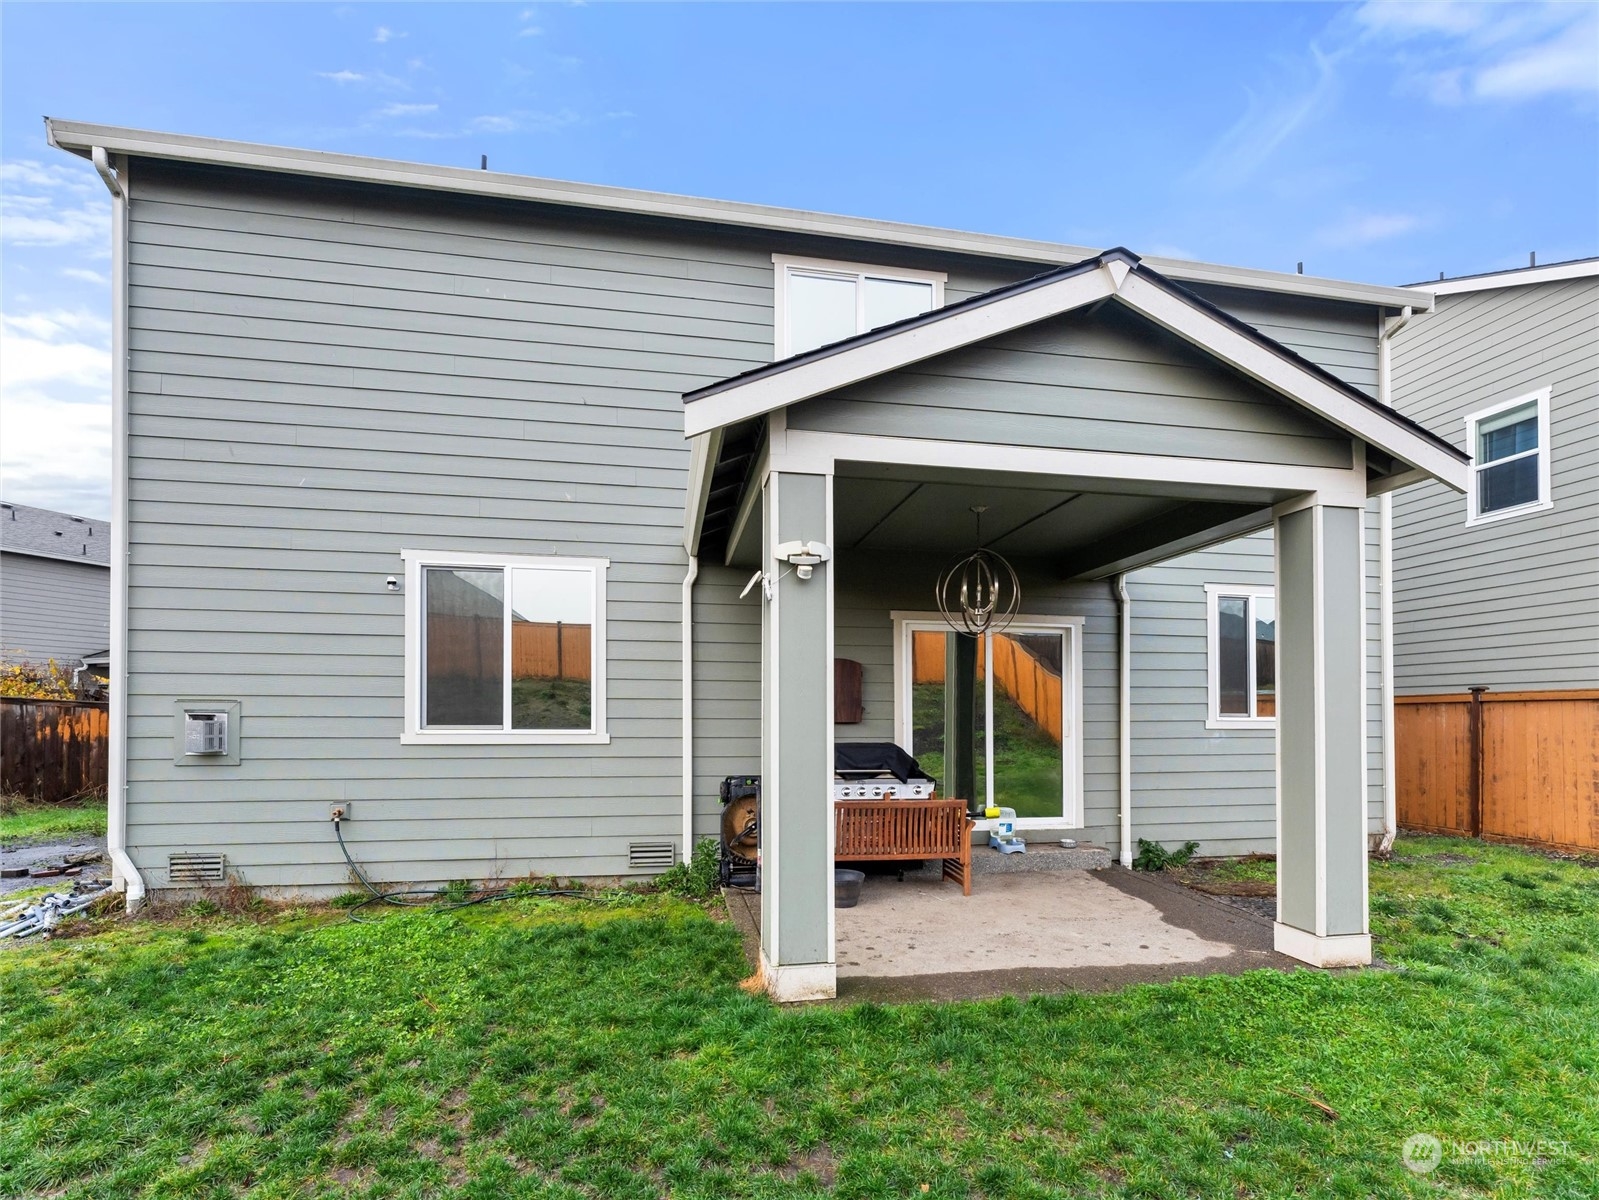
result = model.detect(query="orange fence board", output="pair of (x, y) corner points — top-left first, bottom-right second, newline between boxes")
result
(0, 698), (109, 803)
(912, 630), (1063, 744)
(1397, 691), (1599, 853)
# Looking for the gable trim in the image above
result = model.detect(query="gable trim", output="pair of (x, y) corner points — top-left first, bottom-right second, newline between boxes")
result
(684, 251), (1469, 493)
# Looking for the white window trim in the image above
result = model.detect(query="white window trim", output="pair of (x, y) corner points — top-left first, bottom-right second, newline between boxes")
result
(1463, 386), (1553, 527)
(401, 549), (610, 746)
(772, 254), (946, 360)
(888, 610), (1084, 829)
(1204, 583), (1276, 730)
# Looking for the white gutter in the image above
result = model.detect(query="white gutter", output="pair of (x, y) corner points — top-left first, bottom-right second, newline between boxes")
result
(44, 118), (1428, 311)
(681, 554), (699, 862)
(1115, 573), (1134, 868)
(91, 146), (146, 908)
(1375, 305), (1413, 854)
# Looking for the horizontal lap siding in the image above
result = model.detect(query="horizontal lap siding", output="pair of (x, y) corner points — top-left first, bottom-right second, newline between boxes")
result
(121, 164), (1046, 891)
(123, 163), (788, 890)
(1121, 294), (1386, 858)
(0, 554), (110, 666)
(787, 307), (1352, 469)
(1390, 279), (1599, 692)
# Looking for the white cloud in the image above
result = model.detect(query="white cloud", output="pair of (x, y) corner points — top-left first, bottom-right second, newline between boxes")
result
(1475, 16), (1599, 99)
(373, 25), (405, 43)
(1355, 1), (1598, 104)
(518, 25), (544, 37)
(0, 310), (111, 516)
(1184, 44), (1341, 191)
(62, 268), (109, 286)
(0, 160), (110, 251)
(470, 115), (520, 134)
(378, 103), (439, 118)
(1316, 211), (1423, 248)
(319, 69), (367, 84)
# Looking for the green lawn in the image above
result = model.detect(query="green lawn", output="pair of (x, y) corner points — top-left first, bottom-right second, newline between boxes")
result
(3, 837), (1598, 1197)
(0, 796), (107, 846)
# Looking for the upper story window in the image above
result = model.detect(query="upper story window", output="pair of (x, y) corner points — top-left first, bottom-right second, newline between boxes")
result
(773, 255), (945, 358)
(1205, 584), (1275, 729)
(1465, 386), (1553, 526)
(402, 550), (608, 745)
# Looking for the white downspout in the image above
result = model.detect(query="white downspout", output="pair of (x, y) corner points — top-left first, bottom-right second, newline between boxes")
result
(1115, 573), (1133, 868)
(681, 554), (699, 861)
(91, 146), (146, 908)
(1375, 305), (1412, 855)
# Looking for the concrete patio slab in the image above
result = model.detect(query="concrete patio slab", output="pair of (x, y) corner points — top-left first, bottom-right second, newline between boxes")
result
(722, 867), (1301, 1004)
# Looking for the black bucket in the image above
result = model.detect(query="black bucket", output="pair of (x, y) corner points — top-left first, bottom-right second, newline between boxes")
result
(835, 868), (865, 908)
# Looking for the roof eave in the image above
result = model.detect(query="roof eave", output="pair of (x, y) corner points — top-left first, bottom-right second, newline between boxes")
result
(44, 117), (1423, 309)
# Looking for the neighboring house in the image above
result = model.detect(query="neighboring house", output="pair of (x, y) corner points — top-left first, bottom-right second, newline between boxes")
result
(1389, 257), (1599, 691)
(1384, 258), (1599, 850)
(49, 119), (1468, 1000)
(0, 501), (111, 670)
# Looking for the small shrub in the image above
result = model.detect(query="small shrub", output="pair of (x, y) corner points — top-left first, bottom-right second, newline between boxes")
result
(329, 892), (369, 909)
(185, 898), (221, 918)
(655, 839), (721, 900)
(1132, 838), (1200, 872)
(0, 659), (77, 700)
(440, 879), (473, 904)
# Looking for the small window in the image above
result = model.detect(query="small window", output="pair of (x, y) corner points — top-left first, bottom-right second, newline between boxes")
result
(774, 255), (945, 358)
(1206, 585), (1275, 728)
(1465, 387), (1552, 525)
(403, 551), (608, 744)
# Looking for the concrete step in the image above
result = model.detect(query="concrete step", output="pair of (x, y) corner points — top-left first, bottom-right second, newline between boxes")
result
(904, 840), (1114, 879)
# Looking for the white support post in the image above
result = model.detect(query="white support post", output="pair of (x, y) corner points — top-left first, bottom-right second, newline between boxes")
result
(1274, 500), (1372, 967)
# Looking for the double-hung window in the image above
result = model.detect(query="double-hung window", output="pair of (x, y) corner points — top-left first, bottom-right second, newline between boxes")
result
(1205, 584), (1275, 728)
(1465, 387), (1553, 525)
(773, 255), (945, 358)
(402, 551), (608, 744)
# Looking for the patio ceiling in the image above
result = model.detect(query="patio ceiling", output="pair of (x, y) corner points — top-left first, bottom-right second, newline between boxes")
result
(724, 460), (1273, 579)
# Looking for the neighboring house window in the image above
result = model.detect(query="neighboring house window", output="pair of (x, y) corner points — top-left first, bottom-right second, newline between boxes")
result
(1465, 386), (1553, 525)
(401, 551), (608, 745)
(773, 255), (945, 358)
(1205, 584), (1275, 728)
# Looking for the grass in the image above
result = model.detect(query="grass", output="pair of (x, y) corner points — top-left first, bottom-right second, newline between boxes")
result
(510, 678), (591, 731)
(2, 837), (1598, 1197)
(0, 795), (107, 846)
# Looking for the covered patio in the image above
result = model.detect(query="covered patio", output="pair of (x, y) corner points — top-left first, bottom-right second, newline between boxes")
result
(724, 864), (1297, 1003)
(684, 250), (1468, 1002)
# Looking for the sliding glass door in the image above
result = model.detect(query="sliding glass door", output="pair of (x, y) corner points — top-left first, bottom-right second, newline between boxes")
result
(898, 616), (1080, 825)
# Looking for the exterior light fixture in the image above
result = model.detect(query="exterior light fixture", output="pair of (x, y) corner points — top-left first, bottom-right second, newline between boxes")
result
(936, 506), (1020, 635)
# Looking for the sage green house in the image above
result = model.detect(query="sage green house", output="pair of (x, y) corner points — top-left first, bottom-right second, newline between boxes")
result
(49, 119), (1467, 1001)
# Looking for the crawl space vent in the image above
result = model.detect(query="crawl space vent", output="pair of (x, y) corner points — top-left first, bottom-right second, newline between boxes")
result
(627, 841), (677, 871)
(168, 852), (226, 885)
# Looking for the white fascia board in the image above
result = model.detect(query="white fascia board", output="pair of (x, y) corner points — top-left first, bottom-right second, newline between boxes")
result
(681, 430), (721, 556)
(1115, 273), (1469, 493)
(44, 119), (1422, 309)
(0, 547), (111, 569)
(775, 429), (1371, 508)
(684, 268), (1117, 437)
(1414, 259), (1599, 296)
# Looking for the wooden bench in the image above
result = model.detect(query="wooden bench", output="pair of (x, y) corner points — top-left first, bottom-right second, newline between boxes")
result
(834, 797), (974, 895)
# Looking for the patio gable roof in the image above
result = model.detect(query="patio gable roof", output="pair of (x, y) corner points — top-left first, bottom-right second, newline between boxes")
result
(682, 249), (1469, 491)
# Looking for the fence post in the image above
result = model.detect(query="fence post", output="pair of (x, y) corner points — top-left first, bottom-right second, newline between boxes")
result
(1467, 686), (1488, 838)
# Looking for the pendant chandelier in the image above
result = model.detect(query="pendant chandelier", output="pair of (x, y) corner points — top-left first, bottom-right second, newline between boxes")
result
(936, 506), (1021, 636)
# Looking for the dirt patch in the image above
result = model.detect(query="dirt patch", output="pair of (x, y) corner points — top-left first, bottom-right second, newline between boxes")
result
(780, 1143), (837, 1186)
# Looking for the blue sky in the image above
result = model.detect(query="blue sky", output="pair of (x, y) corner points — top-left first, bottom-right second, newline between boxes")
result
(2, 1), (1596, 518)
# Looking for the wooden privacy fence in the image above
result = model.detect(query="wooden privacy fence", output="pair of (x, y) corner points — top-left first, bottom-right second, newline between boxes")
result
(1396, 689), (1599, 853)
(1, 697), (109, 803)
(425, 617), (592, 681)
(912, 630), (1064, 744)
